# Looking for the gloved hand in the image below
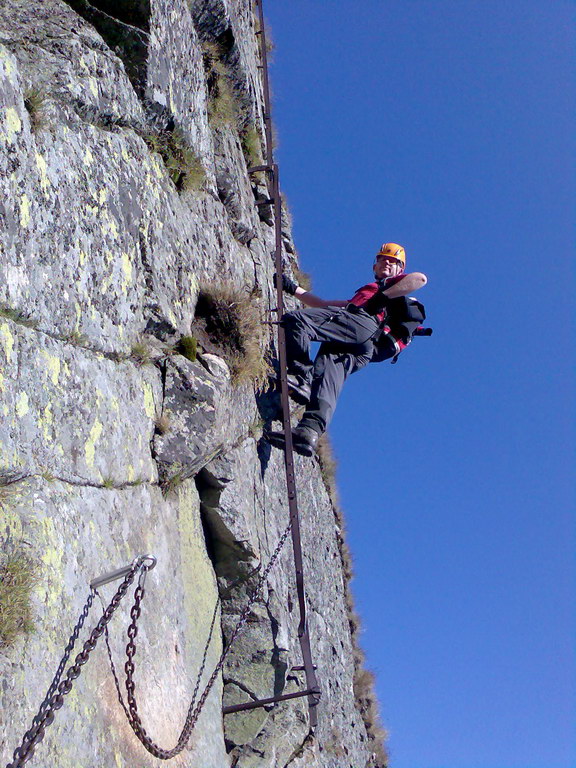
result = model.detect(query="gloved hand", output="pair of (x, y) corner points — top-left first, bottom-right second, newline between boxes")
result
(275, 273), (299, 296)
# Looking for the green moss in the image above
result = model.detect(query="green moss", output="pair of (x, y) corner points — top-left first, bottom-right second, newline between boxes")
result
(0, 545), (38, 647)
(176, 335), (197, 362)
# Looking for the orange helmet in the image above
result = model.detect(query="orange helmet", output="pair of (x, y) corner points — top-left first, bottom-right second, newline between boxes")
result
(376, 242), (406, 268)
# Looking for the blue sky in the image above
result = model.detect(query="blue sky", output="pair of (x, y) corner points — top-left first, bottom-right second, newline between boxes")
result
(264, 2), (574, 767)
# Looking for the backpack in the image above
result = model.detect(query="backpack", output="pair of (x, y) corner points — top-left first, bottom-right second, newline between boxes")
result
(371, 296), (429, 363)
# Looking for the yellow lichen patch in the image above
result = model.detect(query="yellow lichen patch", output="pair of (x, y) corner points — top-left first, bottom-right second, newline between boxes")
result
(127, 464), (135, 482)
(121, 145), (131, 162)
(79, 250), (87, 266)
(0, 371), (4, 392)
(19, 195), (30, 228)
(121, 252), (132, 292)
(15, 392), (29, 417)
(84, 147), (94, 165)
(85, 419), (103, 467)
(98, 188), (107, 206)
(4, 107), (22, 142)
(89, 78), (99, 98)
(153, 156), (164, 179)
(41, 350), (61, 385)
(35, 153), (50, 193)
(0, 322), (15, 362)
(142, 382), (156, 419)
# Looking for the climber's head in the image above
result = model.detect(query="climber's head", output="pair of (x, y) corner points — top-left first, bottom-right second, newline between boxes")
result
(374, 242), (405, 279)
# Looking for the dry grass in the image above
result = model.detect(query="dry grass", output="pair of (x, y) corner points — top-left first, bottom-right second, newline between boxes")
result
(23, 87), (47, 133)
(193, 284), (273, 389)
(316, 433), (339, 507)
(353, 665), (390, 767)
(241, 126), (264, 168)
(154, 414), (171, 435)
(0, 545), (38, 647)
(141, 127), (205, 192)
(130, 341), (151, 365)
(202, 43), (237, 126)
(293, 265), (312, 292)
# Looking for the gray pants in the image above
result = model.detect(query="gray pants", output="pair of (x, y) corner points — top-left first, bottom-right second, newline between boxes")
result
(281, 307), (378, 435)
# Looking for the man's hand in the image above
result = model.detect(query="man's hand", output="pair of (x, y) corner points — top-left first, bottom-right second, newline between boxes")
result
(275, 273), (299, 295)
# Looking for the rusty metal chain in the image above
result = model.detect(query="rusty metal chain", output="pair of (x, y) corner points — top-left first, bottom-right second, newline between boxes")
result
(32, 590), (95, 727)
(6, 559), (145, 768)
(105, 520), (293, 760)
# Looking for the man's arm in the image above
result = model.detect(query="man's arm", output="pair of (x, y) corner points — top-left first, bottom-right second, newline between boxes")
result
(382, 272), (427, 298)
(293, 288), (348, 308)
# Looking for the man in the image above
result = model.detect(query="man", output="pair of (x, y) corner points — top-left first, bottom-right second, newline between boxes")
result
(267, 243), (428, 456)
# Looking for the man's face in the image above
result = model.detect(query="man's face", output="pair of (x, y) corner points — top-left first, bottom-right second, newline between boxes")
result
(374, 256), (404, 280)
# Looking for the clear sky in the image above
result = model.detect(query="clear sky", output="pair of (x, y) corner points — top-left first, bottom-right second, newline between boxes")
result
(264, 2), (574, 767)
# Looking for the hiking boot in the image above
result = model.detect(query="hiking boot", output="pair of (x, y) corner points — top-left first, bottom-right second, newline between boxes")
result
(292, 425), (319, 456)
(286, 375), (311, 405)
(266, 425), (319, 457)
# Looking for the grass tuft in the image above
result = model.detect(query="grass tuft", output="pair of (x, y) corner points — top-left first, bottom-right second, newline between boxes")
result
(102, 477), (115, 489)
(154, 414), (171, 435)
(0, 303), (38, 328)
(202, 43), (237, 126)
(0, 544), (38, 647)
(193, 283), (273, 389)
(141, 127), (205, 192)
(293, 265), (312, 292)
(316, 433), (339, 507)
(241, 126), (264, 169)
(65, 330), (88, 345)
(353, 665), (390, 766)
(248, 415), (265, 441)
(160, 464), (186, 497)
(130, 341), (151, 366)
(23, 87), (47, 133)
(176, 335), (197, 362)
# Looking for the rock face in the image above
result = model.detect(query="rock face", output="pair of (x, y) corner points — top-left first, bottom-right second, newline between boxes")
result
(0, 2), (383, 767)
